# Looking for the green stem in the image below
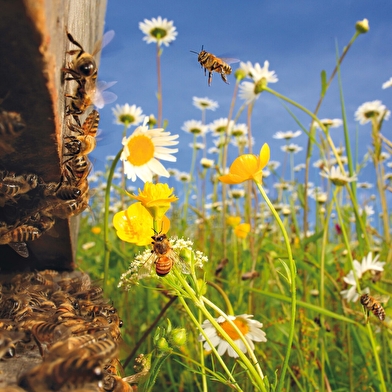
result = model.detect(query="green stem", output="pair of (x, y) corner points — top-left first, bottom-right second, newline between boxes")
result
(103, 149), (122, 292)
(255, 182), (296, 392)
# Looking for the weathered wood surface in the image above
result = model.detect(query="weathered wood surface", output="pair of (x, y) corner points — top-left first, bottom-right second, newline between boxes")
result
(0, 0), (107, 270)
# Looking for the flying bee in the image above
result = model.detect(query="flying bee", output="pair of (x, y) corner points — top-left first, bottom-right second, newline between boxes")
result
(139, 232), (190, 277)
(191, 46), (239, 86)
(360, 293), (388, 321)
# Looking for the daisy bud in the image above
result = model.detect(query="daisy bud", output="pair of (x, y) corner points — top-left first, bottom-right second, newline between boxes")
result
(169, 328), (187, 347)
(235, 68), (247, 81)
(355, 18), (369, 34)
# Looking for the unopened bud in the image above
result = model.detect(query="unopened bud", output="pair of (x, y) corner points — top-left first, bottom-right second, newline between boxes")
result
(355, 19), (369, 34)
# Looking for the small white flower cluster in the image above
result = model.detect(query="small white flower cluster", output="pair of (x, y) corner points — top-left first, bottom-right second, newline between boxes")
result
(340, 252), (385, 302)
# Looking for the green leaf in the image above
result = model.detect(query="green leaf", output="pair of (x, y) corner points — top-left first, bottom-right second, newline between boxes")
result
(320, 70), (327, 97)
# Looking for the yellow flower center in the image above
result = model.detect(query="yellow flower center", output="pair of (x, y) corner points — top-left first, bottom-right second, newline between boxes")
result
(150, 27), (167, 39)
(127, 135), (154, 166)
(218, 318), (249, 340)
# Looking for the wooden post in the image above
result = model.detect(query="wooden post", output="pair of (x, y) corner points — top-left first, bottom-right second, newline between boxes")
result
(0, 0), (107, 270)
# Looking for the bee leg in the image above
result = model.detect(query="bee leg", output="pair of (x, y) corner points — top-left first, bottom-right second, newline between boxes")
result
(220, 73), (229, 84)
(208, 71), (213, 86)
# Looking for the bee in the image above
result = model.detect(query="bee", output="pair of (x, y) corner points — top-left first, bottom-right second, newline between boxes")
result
(18, 354), (104, 392)
(191, 46), (239, 86)
(0, 224), (41, 245)
(0, 171), (39, 199)
(64, 155), (91, 181)
(68, 109), (100, 138)
(102, 374), (133, 392)
(0, 330), (25, 359)
(360, 293), (388, 321)
(64, 30), (117, 122)
(241, 270), (260, 281)
(64, 134), (97, 158)
(140, 232), (190, 277)
(31, 320), (69, 356)
(0, 108), (26, 154)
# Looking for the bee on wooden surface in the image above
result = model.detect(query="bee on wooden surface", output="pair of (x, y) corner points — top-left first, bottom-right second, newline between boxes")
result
(41, 180), (82, 200)
(0, 108), (26, 154)
(68, 109), (100, 138)
(0, 171), (39, 200)
(139, 232), (190, 277)
(18, 354), (104, 392)
(64, 30), (117, 121)
(64, 154), (91, 182)
(0, 224), (41, 245)
(360, 293), (388, 321)
(31, 320), (69, 356)
(0, 330), (25, 359)
(191, 46), (239, 86)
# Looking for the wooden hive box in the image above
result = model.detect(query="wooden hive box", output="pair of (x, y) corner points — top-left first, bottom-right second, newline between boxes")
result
(0, 0), (107, 270)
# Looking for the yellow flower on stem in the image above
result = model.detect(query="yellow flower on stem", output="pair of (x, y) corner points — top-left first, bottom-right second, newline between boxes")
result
(129, 182), (178, 221)
(227, 216), (241, 227)
(234, 223), (251, 239)
(113, 202), (170, 246)
(219, 143), (270, 184)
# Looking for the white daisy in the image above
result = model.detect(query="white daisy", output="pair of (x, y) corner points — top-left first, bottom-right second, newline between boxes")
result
(314, 118), (343, 129)
(239, 61), (278, 104)
(320, 166), (357, 186)
(189, 142), (205, 150)
(200, 158), (214, 168)
(139, 16), (177, 47)
(199, 314), (267, 358)
(182, 120), (208, 136)
(294, 163), (306, 172)
(360, 252), (385, 275)
(281, 144), (303, 154)
(209, 118), (234, 135)
(230, 135), (255, 149)
(231, 123), (248, 137)
(112, 104), (144, 128)
(121, 117), (179, 182)
(193, 96), (219, 111)
(229, 188), (245, 199)
(273, 130), (302, 140)
(357, 182), (373, 189)
(382, 77), (392, 89)
(176, 171), (191, 182)
(354, 100), (390, 125)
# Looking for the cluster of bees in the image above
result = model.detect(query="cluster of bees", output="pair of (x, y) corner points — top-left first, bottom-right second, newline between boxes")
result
(0, 31), (113, 258)
(0, 270), (130, 391)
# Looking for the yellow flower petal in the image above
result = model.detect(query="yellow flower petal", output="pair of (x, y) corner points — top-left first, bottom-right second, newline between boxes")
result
(227, 216), (242, 227)
(234, 223), (251, 239)
(113, 202), (170, 246)
(219, 143), (270, 184)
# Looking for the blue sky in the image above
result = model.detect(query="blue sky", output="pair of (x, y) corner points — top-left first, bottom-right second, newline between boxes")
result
(93, 1), (392, 201)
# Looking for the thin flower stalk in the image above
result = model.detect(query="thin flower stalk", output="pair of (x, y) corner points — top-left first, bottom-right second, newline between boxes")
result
(103, 149), (122, 292)
(332, 191), (387, 392)
(156, 43), (163, 127)
(302, 26), (366, 237)
(171, 269), (266, 391)
(255, 182), (296, 392)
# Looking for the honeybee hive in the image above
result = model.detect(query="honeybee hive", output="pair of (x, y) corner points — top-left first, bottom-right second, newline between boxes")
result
(0, 1), (125, 391)
(0, 0), (106, 269)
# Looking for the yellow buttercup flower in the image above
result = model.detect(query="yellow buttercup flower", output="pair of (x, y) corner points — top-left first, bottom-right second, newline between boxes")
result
(234, 223), (251, 239)
(129, 182), (178, 220)
(227, 216), (241, 227)
(113, 202), (170, 246)
(91, 226), (101, 235)
(219, 143), (270, 184)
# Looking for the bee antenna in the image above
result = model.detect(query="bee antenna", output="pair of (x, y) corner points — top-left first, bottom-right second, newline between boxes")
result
(190, 50), (199, 55)
(201, 45), (204, 51)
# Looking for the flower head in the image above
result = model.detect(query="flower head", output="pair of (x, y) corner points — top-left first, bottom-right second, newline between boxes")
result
(121, 117), (179, 183)
(315, 118), (343, 129)
(355, 18), (369, 34)
(139, 16), (177, 47)
(320, 166), (357, 186)
(281, 144), (303, 154)
(112, 104), (144, 128)
(199, 314), (267, 358)
(273, 130), (301, 140)
(382, 77), (392, 89)
(209, 118), (234, 136)
(234, 223), (251, 239)
(219, 143), (270, 185)
(129, 182), (178, 220)
(192, 96), (219, 111)
(182, 120), (208, 136)
(113, 202), (170, 246)
(355, 100), (390, 125)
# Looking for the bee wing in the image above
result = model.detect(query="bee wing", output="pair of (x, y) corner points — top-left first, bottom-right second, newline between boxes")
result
(93, 81), (118, 109)
(92, 30), (115, 56)
(220, 57), (240, 65)
(169, 251), (190, 275)
(138, 253), (157, 279)
(8, 242), (29, 258)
